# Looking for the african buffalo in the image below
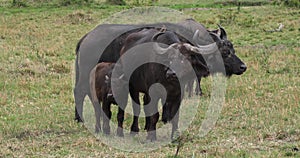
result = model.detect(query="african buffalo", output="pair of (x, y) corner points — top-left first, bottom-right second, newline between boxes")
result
(90, 62), (120, 135)
(115, 26), (217, 141)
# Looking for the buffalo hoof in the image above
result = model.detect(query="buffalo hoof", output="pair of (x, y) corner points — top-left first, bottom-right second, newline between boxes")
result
(130, 131), (139, 136)
(195, 92), (203, 96)
(103, 128), (110, 135)
(130, 126), (139, 136)
(171, 130), (181, 141)
(95, 126), (101, 134)
(146, 131), (157, 142)
(116, 127), (124, 137)
(103, 123), (110, 135)
(199, 91), (203, 96)
(74, 117), (83, 123)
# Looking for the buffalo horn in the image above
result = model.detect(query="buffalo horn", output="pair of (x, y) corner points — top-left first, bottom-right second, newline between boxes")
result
(152, 26), (167, 41)
(183, 43), (218, 55)
(151, 32), (164, 41)
(192, 29), (200, 42)
(217, 24), (227, 40)
(153, 42), (179, 55)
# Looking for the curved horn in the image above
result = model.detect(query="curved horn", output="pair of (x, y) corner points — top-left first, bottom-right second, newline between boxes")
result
(151, 32), (164, 41)
(192, 29), (200, 42)
(153, 42), (179, 55)
(152, 26), (167, 41)
(217, 24), (227, 40)
(183, 43), (218, 55)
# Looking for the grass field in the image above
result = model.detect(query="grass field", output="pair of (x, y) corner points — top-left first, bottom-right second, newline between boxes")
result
(0, 0), (299, 157)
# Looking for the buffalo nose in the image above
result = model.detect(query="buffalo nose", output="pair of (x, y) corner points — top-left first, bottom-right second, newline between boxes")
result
(166, 69), (176, 78)
(240, 64), (247, 72)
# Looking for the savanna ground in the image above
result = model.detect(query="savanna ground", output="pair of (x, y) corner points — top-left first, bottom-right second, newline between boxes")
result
(0, 0), (299, 157)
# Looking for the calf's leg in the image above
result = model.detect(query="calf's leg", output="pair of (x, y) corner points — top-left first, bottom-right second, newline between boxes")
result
(102, 98), (112, 135)
(92, 100), (101, 133)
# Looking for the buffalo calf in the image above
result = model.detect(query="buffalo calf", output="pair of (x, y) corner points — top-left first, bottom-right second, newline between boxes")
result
(89, 62), (116, 134)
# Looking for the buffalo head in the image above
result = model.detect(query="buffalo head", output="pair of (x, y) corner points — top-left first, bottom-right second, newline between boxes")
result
(194, 25), (247, 76)
(209, 25), (247, 76)
(153, 39), (217, 81)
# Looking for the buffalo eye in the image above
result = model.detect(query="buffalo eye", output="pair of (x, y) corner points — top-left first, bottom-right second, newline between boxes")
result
(223, 50), (230, 57)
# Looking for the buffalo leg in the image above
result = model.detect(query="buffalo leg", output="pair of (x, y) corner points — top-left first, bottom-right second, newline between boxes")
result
(195, 77), (202, 96)
(74, 56), (84, 123)
(74, 87), (85, 122)
(146, 112), (159, 141)
(170, 101), (180, 140)
(102, 98), (112, 135)
(145, 99), (159, 141)
(130, 91), (140, 135)
(92, 100), (101, 133)
(186, 79), (194, 98)
(117, 107), (125, 137)
(171, 109), (180, 140)
(162, 102), (171, 123)
(116, 91), (128, 137)
(143, 93), (150, 131)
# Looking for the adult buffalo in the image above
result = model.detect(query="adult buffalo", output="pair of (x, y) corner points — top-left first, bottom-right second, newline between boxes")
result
(115, 27), (217, 141)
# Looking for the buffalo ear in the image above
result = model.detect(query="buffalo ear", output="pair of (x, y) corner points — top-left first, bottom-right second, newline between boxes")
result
(217, 24), (227, 40)
(208, 29), (219, 35)
(209, 32), (221, 43)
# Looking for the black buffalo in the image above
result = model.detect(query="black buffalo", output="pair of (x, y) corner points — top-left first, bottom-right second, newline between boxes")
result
(115, 27), (216, 140)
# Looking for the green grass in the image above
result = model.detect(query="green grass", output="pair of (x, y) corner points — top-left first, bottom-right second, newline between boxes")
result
(0, 1), (299, 157)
